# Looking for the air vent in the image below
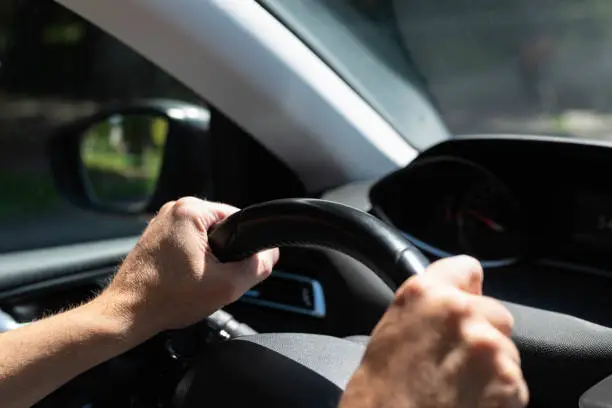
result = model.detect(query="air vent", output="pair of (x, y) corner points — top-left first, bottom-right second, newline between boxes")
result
(239, 271), (326, 318)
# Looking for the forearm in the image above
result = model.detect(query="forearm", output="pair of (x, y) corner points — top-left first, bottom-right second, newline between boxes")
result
(0, 293), (152, 408)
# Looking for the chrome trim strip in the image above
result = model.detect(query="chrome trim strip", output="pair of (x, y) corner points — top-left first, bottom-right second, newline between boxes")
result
(401, 231), (517, 269)
(0, 309), (23, 333)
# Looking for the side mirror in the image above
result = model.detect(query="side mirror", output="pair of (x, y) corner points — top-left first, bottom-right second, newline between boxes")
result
(48, 100), (213, 214)
(80, 113), (167, 211)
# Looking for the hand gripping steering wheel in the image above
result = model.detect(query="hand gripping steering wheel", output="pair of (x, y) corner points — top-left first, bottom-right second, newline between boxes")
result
(174, 199), (612, 408)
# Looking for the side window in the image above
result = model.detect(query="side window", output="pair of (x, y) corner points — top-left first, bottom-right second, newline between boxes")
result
(0, 1), (203, 253)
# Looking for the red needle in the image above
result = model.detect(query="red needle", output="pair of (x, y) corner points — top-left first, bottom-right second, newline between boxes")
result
(462, 210), (505, 232)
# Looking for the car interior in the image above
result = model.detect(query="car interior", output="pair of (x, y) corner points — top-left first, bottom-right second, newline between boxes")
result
(4, 1), (612, 408)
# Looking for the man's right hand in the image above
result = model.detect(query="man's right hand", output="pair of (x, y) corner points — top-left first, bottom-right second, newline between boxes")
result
(101, 197), (279, 336)
(340, 255), (529, 408)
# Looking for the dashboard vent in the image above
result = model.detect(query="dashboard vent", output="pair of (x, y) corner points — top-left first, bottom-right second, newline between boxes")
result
(239, 271), (326, 318)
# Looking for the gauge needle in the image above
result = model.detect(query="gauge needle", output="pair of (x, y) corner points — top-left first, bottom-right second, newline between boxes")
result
(463, 210), (506, 232)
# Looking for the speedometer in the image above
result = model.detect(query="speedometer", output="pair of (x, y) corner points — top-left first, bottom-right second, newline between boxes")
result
(456, 178), (525, 262)
(371, 156), (527, 267)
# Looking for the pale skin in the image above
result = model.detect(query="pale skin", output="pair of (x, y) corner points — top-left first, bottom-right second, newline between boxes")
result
(0, 197), (528, 408)
(339, 256), (529, 408)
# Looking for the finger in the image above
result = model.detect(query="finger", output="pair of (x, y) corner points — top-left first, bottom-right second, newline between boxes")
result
(212, 247), (279, 280)
(514, 372), (530, 408)
(150, 200), (176, 222)
(425, 255), (484, 295)
(495, 353), (525, 388)
(213, 248), (280, 302)
(262, 248), (281, 269)
(469, 296), (515, 337)
(145, 200), (176, 227)
(498, 382), (530, 408)
(253, 248), (280, 282)
(172, 197), (241, 230)
(446, 318), (526, 408)
(201, 201), (242, 224)
(488, 354), (529, 408)
(461, 318), (521, 365)
(158, 200), (177, 215)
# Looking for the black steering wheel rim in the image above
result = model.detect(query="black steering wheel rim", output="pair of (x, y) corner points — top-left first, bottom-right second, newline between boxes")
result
(177, 199), (430, 408)
(208, 198), (430, 288)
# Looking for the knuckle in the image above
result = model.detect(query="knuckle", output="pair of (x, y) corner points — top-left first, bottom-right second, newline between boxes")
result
(467, 265), (484, 290)
(410, 287), (474, 333)
(253, 254), (274, 284)
(175, 196), (201, 209)
(256, 257), (272, 278)
(444, 300), (473, 332)
(487, 301), (515, 336)
(470, 334), (500, 354)
(445, 293), (472, 318)
(172, 198), (201, 219)
(398, 276), (428, 300)
(496, 359), (522, 385)
(495, 385), (526, 408)
(458, 255), (484, 281)
(398, 276), (475, 322)
(261, 254), (275, 274)
(259, 266), (273, 281)
(159, 200), (176, 213)
(498, 305), (515, 334)
(494, 366), (528, 407)
(428, 288), (472, 321)
(462, 323), (500, 353)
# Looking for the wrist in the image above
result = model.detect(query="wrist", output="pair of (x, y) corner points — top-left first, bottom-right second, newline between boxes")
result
(341, 367), (401, 408)
(84, 288), (160, 345)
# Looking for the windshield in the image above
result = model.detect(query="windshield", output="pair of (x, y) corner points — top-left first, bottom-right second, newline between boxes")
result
(262, 0), (612, 146)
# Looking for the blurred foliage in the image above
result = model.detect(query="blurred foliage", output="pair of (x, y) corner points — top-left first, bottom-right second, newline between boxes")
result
(84, 168), (157, 204)
(80, 115), (167, 206)
(151, 118), (169, 148)
(389, 0), (612, 77)
(42, 23), (85, 45)
(0, 171), (60, 219)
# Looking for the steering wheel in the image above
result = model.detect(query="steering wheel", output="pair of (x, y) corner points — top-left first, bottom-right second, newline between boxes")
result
(173, 199), (612, 408)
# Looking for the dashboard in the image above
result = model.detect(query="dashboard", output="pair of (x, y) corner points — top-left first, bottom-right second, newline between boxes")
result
(372, 156), (525, 267)
(371, 136), (612, 273)
(369, 136), (612, 329)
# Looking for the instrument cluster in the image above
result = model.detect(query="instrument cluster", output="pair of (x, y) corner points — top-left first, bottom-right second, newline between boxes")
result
(371, 136), (612, 272)
(372, 157), (528, 267)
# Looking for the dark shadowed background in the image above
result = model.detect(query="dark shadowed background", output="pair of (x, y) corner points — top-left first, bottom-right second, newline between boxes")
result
(3, 0), (612, 253)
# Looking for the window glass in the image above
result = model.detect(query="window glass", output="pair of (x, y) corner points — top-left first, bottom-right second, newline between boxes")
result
(263, 0), (612, 143)
(0, 0), (202, 253)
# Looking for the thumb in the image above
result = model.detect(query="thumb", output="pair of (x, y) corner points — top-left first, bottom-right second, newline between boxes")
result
(424, 255), (484, 296)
